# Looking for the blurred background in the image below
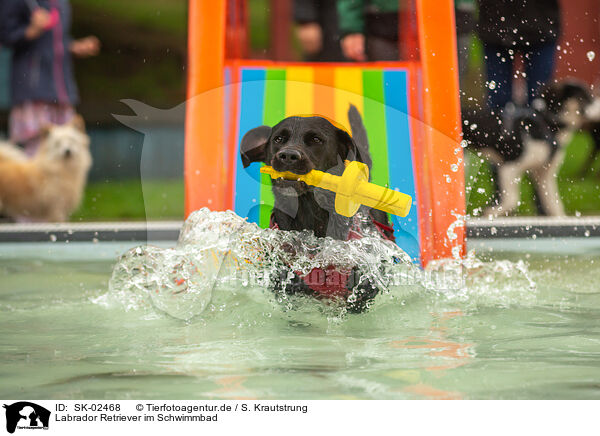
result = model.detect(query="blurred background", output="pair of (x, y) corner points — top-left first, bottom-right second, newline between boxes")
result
(1, 0), (599, 221)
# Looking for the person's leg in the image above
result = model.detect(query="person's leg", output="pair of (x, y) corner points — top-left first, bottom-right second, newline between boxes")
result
(483, 44), (513, 109)
(524, 42), (556, 102)
(457, 34), (472, 84)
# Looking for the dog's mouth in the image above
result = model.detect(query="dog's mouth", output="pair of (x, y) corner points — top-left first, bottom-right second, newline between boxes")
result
(272, 178), (310, 195)
(269, 158), (314, 195)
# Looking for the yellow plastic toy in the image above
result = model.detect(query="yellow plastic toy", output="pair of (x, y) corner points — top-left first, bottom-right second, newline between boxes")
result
(260, 161), (412, 218)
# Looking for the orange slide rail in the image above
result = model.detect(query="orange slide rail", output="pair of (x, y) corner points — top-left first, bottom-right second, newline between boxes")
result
(417, 0), (465, 261)
(185, 1), (227, 214)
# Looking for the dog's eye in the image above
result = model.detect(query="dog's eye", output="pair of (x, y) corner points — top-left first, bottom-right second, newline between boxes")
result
(273, 136), (284, 143)
(311, 136), (322, 144)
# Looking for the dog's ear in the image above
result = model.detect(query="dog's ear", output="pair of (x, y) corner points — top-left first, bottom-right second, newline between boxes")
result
(240, 126), (270, 168)
(70, 114), (86, 133)
(335, 128), (372, 169)
(346, 104), (372, 169)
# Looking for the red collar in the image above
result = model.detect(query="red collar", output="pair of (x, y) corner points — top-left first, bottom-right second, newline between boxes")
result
(269, 212), (395, 298)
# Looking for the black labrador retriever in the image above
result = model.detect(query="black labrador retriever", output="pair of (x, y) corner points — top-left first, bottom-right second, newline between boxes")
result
(240, 105), (395, 312)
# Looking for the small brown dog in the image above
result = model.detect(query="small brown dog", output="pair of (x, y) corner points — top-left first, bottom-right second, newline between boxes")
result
(0, 116), (92, 222)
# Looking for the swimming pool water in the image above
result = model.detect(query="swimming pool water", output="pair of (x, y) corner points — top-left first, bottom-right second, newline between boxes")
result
(1, 239), (599, 400)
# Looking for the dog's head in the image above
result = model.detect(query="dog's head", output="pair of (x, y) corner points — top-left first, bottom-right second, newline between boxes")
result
(36, 115), (92, 173)
(240, 115), (365, 196)
(534, 79), (600, 130)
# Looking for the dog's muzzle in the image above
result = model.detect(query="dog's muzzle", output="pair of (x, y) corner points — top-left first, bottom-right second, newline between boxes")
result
(272, 147), (311, 174)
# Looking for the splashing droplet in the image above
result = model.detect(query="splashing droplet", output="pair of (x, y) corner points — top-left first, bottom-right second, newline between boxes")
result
(587, 51), (595, 62)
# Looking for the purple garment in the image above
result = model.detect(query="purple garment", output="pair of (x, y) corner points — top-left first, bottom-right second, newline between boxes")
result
(9, 101), (75, 155)
(0, 0), (79, 107)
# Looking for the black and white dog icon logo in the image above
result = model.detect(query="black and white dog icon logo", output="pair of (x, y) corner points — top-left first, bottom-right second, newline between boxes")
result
(3, 402), (50, 434)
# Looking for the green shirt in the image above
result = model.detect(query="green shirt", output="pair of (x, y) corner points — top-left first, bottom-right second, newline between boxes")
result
(337, 0), (400, 36)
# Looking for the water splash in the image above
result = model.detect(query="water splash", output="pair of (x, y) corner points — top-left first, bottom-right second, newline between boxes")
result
(587, 51), (595, 62)
(426, 249), (537, 307)
(108, 209), (420, 320)
(107, 209), (538, 321)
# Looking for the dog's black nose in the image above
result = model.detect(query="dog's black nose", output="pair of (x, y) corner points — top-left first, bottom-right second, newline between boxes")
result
(64, 149), (72, 158)
(275, 149), (302, 164)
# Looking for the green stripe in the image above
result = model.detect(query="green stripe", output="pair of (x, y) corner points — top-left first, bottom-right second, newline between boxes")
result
(259, 68), (286, 228)
(362, 70), (389, 188)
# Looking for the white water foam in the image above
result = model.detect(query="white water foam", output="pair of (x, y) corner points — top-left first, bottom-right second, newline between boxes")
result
(107, 208), (538, 321)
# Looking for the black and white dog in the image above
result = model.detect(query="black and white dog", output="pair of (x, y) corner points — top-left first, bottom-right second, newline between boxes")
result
(584, 122), (600, 176)
(463, 79), (600, 216)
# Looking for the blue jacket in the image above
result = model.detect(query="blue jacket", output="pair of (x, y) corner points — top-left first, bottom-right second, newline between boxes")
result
(0, 0), (79, 106)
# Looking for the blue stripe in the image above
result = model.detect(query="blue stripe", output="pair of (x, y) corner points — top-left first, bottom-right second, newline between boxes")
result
(234, 68), (266, 223)
(383, 70), (421, 263)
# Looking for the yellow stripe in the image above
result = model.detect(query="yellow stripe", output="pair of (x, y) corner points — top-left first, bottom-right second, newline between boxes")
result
(285, 67), (314, 117)
(334, 67), (364, 131)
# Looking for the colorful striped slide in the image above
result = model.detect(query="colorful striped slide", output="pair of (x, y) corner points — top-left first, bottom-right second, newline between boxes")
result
(228, 64), (422, 262)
